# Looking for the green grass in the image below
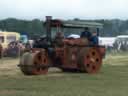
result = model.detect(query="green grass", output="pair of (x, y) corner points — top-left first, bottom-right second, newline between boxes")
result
(0, 53), (128, 96)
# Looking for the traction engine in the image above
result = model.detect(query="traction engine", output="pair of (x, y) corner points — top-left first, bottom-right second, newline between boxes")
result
(18, 16), (105, 75)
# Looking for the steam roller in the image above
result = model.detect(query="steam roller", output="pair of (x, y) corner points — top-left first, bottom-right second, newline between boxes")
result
(19, 39), (105, 75)
(18, 16), (105, 75)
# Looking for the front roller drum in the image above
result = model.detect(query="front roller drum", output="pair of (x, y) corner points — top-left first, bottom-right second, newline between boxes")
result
(78, 47), (102, 73)
(19, 50), (49, 75)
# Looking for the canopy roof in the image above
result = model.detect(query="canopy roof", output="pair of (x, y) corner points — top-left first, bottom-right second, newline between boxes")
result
(44, 19), (103, 28)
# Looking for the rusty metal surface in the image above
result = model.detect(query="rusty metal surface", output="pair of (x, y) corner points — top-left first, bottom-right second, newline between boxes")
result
(19, 49), (49, 75)
(18, 39), (105, 75)
(76, 46), (103, 73)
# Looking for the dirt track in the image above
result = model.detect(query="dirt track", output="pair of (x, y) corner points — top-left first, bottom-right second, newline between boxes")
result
(0, 58), (20, 76)
(0, 58), (63, 76)
(0, 53), (128, 76)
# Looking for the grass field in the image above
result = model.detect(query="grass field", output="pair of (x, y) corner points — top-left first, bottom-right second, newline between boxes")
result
(0, 52), (128, 96)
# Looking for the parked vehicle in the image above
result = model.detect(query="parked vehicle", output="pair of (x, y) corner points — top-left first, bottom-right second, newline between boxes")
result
(0, 31), (20, 49)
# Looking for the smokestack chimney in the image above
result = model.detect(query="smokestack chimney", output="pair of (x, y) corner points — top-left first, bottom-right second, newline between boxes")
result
(46, 16), (52, 42)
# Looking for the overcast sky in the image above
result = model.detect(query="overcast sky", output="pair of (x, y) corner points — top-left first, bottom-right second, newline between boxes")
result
(0, 0), (128, 20)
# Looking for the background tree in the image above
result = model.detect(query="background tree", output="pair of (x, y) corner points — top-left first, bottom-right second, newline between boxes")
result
(0, 18), (128, 38)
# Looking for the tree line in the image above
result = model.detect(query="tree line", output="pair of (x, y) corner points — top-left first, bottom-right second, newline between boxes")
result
(0, 18), (128, 38)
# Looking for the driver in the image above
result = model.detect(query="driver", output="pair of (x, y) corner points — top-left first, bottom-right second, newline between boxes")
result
(53, 32), (64, 47)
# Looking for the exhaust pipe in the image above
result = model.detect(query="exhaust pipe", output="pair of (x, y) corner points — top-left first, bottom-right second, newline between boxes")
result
(46, 16), (52, 42)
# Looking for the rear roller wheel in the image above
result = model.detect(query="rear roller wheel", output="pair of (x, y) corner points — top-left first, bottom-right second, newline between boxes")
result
(83, 47), (102, 73)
